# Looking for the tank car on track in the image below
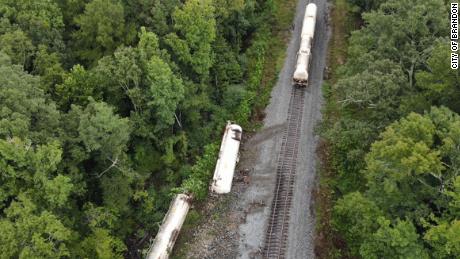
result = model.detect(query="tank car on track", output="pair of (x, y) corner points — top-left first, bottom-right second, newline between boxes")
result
(293, 3), (317, 87)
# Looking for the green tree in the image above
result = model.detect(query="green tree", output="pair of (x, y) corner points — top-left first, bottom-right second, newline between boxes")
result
(94, 46), (142, 112)
(425, 220), (460, 258)
(0, 138), (73, 210)
(0, 0), (64, 50)
(56, 0), (86, 30)
(416, 42), (460, 113)
(0, 29), (34, 67)
(73, 0), (129, 64)
(0, 138), (74, 258)
(165, 0), (216, 80)
(334, 107), (460, 256)
(122, 0), (181, 37)
(0, 195), (72, 259)
(429, 107), (460, 188)
(78, 228), (126, 259)
(137, 27), (161, 60)
(55, 64), (101, 110)
(347, 0), (384, 12)
(210, 35), (243, 98)
(349, 0), (448, 88)
(324, 118), (377, 193)
(33, 45), (66, 94)
(78, 99), (131, 160)
(212, 0), (245, 19)
(447, 176), (460, 216)
(75, 100), (134, 214)
(336, 59), (407, 123)
(0, 52), (60, 144)
(364, 112), (444, 219)
(94, 27), (184, 134)
(363, 107), (460, 217)
(145, 55), (184, 131)
(360, 218), (429, 259)
(333, 192), (383, 255)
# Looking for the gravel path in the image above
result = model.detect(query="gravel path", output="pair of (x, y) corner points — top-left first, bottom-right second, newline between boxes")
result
(180, 0), (330, 258)
(238, 0), (330, 258)
(285, 0), (330, 258)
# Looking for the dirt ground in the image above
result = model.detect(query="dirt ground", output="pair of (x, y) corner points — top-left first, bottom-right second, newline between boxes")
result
(174, 0), (330, 258)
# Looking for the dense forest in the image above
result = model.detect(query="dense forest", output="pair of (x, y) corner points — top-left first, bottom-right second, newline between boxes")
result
(322, 0), (460, 258)
(0, 0), (280, 257)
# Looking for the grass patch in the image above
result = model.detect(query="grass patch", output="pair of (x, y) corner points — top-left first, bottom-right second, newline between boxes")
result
(251, 0), (298, 122)
(170, 209), (202, 259)
(327, 0), (356, 80)
(315, 0), (359, 258)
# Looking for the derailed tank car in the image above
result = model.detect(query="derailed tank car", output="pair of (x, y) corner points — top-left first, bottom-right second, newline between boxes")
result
(146, 194), (191, 259)
(293, 3), (317, 86)
(210, 122), (243, 194)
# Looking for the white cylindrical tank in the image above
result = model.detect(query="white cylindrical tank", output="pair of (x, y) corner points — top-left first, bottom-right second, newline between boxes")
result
(210, 122), (242, 194)
(293, 52), (310, 83)
(293, 3), (317, 86)
(302, 3), (317, 38)
(299, 38), (312, 54)
(146, 194), (191, 259)
(306, 2), (317, 17)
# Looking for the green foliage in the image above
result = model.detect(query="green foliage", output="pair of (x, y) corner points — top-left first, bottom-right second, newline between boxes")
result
(165, 0), (216, 80)
(348, 0), (448, 88)
(245, 30), (269, 92)
(0, 0), (64, 50)
(78, 228), (126, 259)
(0, 28), (34, 67)
(416, 42), (460, 112)
(77, 99), (131, 158)
(94, 46), (142, 112)
(364, 112), (443, 217)
(0, 138), (72, 208)
(324, 0), (451, 193)
(336, 59), (407, 123)
(425, 220), (460, 258)
(324, 118), (376, 193)
(146, 55), (184, 131)
(73, 0), (129, 64)
(234, 91), (255, 128)
(0, 0), (287, 256)
(0, 139), (73, 258)
(33, 45), (65, 92)
(333, 192), (382, 254)
(177, 143), (219, 200)
(0, 52), (60, 143)
(347, 0), (385, 12)
(213, 0), (245, 19)
(324, 1), (460, 257)
(359, 218), (429, 259)
(332, 108), (460, 257)
(55, 64), (100, 110)
(0, 195), (72, 259)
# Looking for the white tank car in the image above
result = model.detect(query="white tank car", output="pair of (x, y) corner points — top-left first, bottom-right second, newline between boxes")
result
(293, 3), (317, 86)
(210, 122), (242, 194)
(146, 194), (191, 259)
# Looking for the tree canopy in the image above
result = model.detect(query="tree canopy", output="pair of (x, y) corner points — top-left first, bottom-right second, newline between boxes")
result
(0, 0), (279, 257)
(324, 0), (460, 257)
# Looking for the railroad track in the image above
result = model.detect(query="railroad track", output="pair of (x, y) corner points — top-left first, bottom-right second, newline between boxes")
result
(263, 86), (305, 258)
